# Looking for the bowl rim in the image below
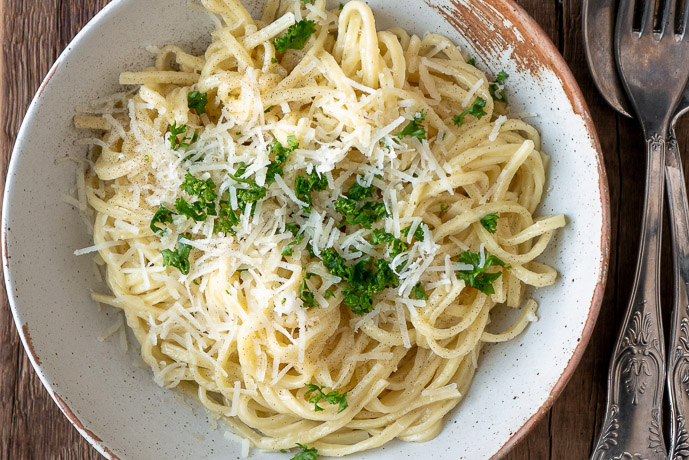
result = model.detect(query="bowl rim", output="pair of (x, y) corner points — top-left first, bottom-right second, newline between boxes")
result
(1, 0), (611, 458)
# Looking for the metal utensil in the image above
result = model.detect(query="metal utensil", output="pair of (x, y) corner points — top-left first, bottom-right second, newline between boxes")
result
(583, 0), (689, 457)
(588, 0), (689, 457)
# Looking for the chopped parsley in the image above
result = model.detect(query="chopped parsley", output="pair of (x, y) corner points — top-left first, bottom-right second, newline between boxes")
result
(161, 234), (192, 275)
(305, 383), (348, 413)
(334, 182), (388, 229)
(320, 249), (398, 315)
(167, 122), (198, 150)
(271, 57), (278, 64)
(264, 105), (274, 113)
(187, 91), (208, 115)
(371, 229), (407, 259)
(266, 136), (298, 185)
(339, 2), (344, 9)
(410, 282), (428, 300)
(440, 203), (449, 212)
(150, 205), (173, 235)
(227, 163), (268, 210)
(282, 222), (305, 257)
(214, 200), (240, 235)
(480, 213), (499, 233)
(397, 110), (427, 141)
(453, 96), (487, 126)
(489, 71), (509, 104)
(292, 443), (318, 460)
(455, 250), (506, 295)
(401, 224), (425, 241)
(467, 57), (476, 66)
(299, 273), (318, 308)
(301, 0), (315, 3)
(274, 20), (317, 53)
(175, 197), (208, 222)
(295, 170), (328, 212)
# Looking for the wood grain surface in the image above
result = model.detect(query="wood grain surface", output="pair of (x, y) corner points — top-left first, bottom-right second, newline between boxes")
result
(0, 0), (685, 458)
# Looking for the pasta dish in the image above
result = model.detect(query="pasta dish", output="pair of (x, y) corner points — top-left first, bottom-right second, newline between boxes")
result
(71, 0), (566, 457)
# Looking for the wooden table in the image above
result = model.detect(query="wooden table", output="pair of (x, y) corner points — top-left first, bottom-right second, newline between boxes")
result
(0, 0), (682, 458)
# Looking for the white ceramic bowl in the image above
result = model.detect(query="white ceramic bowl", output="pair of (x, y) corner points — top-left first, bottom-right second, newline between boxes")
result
(1, 0), (609, 458)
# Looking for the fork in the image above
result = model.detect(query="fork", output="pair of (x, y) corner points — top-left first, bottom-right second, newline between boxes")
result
(591, 0), (689, 458)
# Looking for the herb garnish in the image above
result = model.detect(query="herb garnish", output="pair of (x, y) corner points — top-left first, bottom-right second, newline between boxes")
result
(489, 71), (509, 104)
(371, 229), (407, 259)
(320, 249), (398, 315)
(162, 234), (192, 275)
(334, 182), (388, 229)
(339, 2), (344, 9)
(181, 173), (217, 214)
(305, 383), (348, 413)
(467, 57), (476, 66)
(401, 224), (425, 241)
(397, 110), (427, 141)
(453, 97), (487, 126)
(291, 443), (318, 460)
(274, 20), (317, 53)
(282, 222), (305, 256)
(264, 105), (274, 113)
(480, 213), (499, 234)
(295, 170), (328, 212)
(410, 282), (428, 300)
(266, 136), (298, 185)
(150, 205), (173, 235)
(168, 122), (198, 150)
(299, 273), (318, 308)
(455, 249), (506, 295)
(187, 91), (208, 115)
(175, 197), (208, 221)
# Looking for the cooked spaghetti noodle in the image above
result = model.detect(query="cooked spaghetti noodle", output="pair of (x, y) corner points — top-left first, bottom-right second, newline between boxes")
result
(72, 0), (566, 456)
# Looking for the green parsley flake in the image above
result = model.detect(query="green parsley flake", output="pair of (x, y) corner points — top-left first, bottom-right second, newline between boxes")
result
(480, 213), (499, 233)
(271, 57), (278, 64)
(168, 122), (198, 150)
(371, 229), (407, 259)
(334, 182), (388, 229)
(453, 96), (487, 126)
(266, 136), (298, 185)
(282, 222), (305, 257)
(320, 249), (398, 315)
(455, 249), (506, 295)
(305, 383), (348, 413)
(161, 234), (192, 275)
(264, 105), (274, 113)
(397, 110), (427, 141)
(489, 71), (509, 104)
(274, 20), (317, 53)
(295, 170), (328, 212)
(150, 205), (173, 235)
(467, 57), (476, 66)
(187, 91), (208, 115)
(292, 443), (318, 460)
(299, 273), (318, 308)
(410, 282), (428, 300)
(401, 224), (425, 241)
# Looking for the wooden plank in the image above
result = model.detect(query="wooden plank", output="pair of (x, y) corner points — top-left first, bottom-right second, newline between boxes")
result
(0, 0), (106, 458)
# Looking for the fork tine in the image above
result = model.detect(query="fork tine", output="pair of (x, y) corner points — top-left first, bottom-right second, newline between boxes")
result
(618, 0), (638, 33)
(661, 0), (678, 36)
(682, 0), (689, 37)
(641, 0), (657, 34)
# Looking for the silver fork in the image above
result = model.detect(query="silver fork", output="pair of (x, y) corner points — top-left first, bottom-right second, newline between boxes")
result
(591, 0), (689, 458)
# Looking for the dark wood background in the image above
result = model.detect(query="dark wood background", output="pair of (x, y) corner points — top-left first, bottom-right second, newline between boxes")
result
(1, 0), (685, 458)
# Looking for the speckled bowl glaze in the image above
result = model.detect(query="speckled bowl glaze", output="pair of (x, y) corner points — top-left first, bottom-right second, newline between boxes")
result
(1, 0), (609, 458)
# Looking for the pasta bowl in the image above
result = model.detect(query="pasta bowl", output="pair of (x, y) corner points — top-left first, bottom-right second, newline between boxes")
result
(1, 0), (609, 458)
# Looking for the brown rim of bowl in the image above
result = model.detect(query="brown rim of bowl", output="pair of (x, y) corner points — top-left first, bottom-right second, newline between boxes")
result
(4, 0), (610, 458)
(482, 0), (611, 457)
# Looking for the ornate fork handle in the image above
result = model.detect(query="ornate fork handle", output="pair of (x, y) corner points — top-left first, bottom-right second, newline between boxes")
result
(666, 133), (689, 459)
(592, 133), (667, 460)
